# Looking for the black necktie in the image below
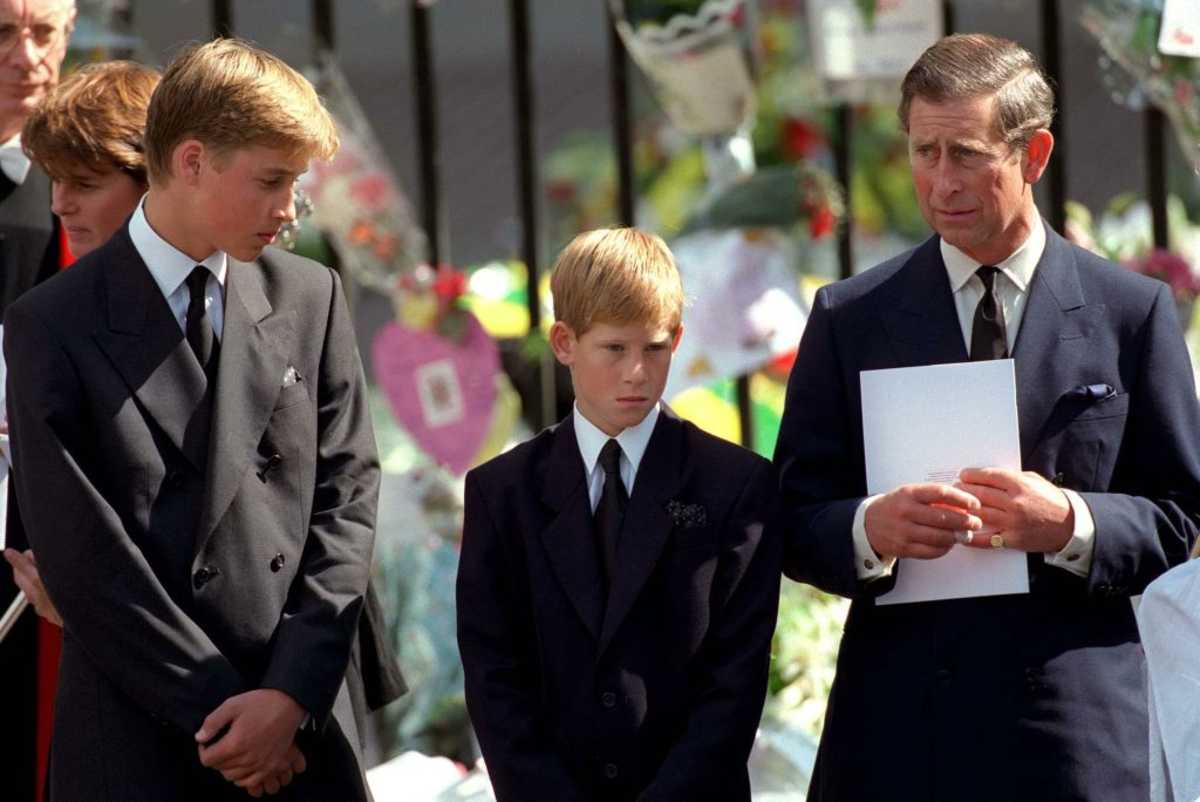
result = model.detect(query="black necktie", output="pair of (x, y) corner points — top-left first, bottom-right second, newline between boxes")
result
(185, 266), (219, 378)
(594, 439), (627, 588)
(970, 265), (1008, 361)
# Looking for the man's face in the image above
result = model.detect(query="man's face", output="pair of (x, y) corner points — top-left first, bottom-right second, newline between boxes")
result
(0, 0), (73, 130)
(51, 165), (144, 258)
(191, 144), (305, 263)
(551, 318), (681, 437)
(907, 94), (1039, 265)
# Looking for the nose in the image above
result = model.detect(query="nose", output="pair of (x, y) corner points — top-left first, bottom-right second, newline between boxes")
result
(275, 190), (297, 224)
(931, 158), (962, 197)
(8, 33), (40, 71)
(51, 184), (76, 217)
(626, 355), (646, 384)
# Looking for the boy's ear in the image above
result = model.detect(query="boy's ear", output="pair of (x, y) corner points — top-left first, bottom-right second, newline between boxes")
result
(173, 139), (206, 186)
(670, 325), (683, 353)
(549, 321), (577, 366)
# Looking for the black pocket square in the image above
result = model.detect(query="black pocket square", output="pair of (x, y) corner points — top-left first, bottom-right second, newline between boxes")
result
(666, 500), (707, 528)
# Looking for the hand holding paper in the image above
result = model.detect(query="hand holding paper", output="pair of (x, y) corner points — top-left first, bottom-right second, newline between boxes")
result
(955, 467), (1073, 553)
(861, 359), (1030, 605)
(864, 483), (983, 560)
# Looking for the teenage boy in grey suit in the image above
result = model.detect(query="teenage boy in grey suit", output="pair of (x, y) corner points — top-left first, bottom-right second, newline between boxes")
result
(5, 38), (379, 801)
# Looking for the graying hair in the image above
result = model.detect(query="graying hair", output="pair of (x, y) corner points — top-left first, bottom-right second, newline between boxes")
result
(898, 33), (1055, 149)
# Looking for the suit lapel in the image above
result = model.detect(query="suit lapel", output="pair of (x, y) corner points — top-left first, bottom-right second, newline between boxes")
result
(194, 256), (294, 555)
(598, 411), (686, 656)
(877, 236), (968, 368)
(537, 417), (606, 642)
(93, 228), (211, 472)
(1011, 224), (1088, 459)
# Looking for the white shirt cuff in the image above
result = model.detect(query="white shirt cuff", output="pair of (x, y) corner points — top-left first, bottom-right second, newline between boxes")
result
(1043, 488), (1095, 578)
(853, 494), (896, 581)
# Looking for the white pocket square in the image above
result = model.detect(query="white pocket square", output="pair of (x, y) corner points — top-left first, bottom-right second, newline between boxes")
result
(282, 366), (302, 388)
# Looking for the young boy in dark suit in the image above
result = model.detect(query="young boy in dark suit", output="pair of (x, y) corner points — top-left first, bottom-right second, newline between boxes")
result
(456, 227), (781, 802)
(5, 39), (379, 801)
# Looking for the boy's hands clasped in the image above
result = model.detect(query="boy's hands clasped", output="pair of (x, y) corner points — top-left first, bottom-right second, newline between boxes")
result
(196, 688), (308, 797)
(865, 467), (1073, 559)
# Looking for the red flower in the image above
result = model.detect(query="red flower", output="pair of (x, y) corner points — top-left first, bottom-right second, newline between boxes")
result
(809, 206), (836, 240)
(782, 118), (824, 161)
(433, 269), (467, 301)
(545, 179), (576, 204)
(1130, 248), (1200, 299)
(766, 349), (797, 378)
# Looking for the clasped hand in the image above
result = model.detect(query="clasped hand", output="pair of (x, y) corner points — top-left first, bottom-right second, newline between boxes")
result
(865, 467), (1073, 560)
(195, 689), (308, 797)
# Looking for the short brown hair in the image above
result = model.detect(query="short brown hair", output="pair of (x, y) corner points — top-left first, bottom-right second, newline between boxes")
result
(144, 37), (338, 184)
(898, 33), (1055, 148)
(550, 228), (684, 335)
(22, 61), (159, 185)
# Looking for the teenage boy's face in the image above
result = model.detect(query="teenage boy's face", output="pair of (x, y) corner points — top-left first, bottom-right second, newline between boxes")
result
(193, 144), (304, 262)
(51, 165), (144, 258)
(551, 318), (681, 437)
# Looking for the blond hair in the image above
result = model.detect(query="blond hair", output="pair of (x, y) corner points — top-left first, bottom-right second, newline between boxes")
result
(145, 37), (338, 184)
(550, 228), (684, 335)
(23, 61), (159, 185)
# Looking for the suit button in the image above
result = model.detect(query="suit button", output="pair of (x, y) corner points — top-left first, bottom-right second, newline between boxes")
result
(603, 763), (618, 780)
(935, 668), (952, 684)
(258, 454), (283, 482)
(192, 566), (220, 589)
(269, 553), (286, 572)
(600, 691), (616, 709)
(1051, 472), (1065, 487)
(165, 471), (184, 489)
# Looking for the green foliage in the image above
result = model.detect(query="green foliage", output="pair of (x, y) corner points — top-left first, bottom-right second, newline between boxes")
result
(769, 581), (848, 737)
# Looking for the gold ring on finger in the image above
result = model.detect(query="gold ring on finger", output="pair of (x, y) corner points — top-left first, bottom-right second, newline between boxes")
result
(990, 534), (1005, 549)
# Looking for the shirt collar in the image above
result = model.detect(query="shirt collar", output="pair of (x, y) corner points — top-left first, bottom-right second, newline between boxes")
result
(941, 217), (1046, 294)
(129, 194), (228, 300)
(573, 402), (661, 478)
(0, 132), (31, 185)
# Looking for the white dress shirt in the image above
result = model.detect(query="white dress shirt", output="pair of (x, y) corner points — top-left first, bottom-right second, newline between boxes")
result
(129, 195), (227, 340)
(573, 403), (660, 512)
(0, 132), (31, 185)
(1137, 558), (1200, 802)
(852, 221), (1097, 581)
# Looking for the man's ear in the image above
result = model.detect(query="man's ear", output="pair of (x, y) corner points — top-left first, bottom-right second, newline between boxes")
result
(670, 324), (684, 353)
(173, 139), (206, 185)
(549, 321), (577, 366)
(1021, 129), (1054, 185)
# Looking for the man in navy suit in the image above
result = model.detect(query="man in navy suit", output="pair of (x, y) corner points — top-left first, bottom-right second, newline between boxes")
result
(774, 33), (1200, 802)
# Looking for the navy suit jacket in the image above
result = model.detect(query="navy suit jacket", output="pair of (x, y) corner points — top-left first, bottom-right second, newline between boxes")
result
(774, 224), (1200, 802)
(457, 410), (780, 802)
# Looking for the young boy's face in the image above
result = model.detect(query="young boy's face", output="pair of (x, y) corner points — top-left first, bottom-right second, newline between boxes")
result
(191, 143), (305, 262)
(551, 318), (681, 437)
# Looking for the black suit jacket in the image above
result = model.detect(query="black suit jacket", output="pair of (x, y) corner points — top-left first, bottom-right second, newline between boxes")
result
(0, 164), (60, 802)
(4, 225), (380, 801)
(457, 410), (780, 802)
(774, 224), (1200, 802)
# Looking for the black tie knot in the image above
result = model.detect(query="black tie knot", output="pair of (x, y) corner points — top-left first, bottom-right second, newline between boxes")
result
(599, 439), (622, 477)
(976, 265), (1000, 291)
(186, 266), (209, 304)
